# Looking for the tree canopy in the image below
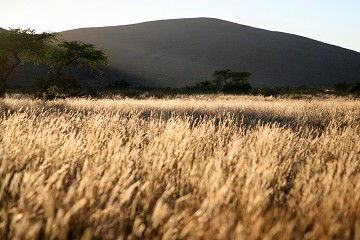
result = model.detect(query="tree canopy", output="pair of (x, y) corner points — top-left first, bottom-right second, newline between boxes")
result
(212, 69), (251, 87)
(0, 28), (58, 97)
(212, 69), (234, 87)
(48, 41), (109, 76)
(0, 28), (109, 98)
(212, 69), (252, 92)
(37, 40), (109, 99)
(193, 69), (252, 93)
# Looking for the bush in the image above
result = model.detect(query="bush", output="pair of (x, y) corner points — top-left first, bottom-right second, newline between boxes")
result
(334, 82), (351, 92)
(349, 82), (360, 94)
(223, 81), (252, 93)
(35, 75), (81, 99)
(106, 80), (130, 90)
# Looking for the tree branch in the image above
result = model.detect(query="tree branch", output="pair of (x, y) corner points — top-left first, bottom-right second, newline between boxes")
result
(3, 53), (21, 83)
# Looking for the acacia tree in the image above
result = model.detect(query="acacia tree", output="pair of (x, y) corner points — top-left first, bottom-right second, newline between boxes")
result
(212, 69), (233, 87)
(211, 69), (252, 92)
(37, 40), (109, 98)
(0, 28), (57, 97)
(48, 41), (108, 76)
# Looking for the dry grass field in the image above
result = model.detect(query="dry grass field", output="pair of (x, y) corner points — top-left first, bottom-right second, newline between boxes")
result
(0, 94), (359, 239)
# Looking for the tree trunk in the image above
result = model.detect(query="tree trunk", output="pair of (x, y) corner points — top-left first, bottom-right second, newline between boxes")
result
(0, 76), (5, 98)
(0, 54), (21, 98)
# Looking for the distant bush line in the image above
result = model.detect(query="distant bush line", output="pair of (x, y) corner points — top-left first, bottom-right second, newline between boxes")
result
(5, 80), (360, 99)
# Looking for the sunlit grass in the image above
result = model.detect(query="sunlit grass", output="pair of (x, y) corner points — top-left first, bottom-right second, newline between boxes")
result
(1, 95), (359, 239)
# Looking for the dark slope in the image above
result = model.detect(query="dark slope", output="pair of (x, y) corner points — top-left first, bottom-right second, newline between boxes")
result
(9, 18), (360, 87)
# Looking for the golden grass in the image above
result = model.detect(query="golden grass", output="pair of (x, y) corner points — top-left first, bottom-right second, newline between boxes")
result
(0, 95), (359, 239)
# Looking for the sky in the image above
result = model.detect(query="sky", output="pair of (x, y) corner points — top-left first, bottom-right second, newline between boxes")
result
(1, 0), (360, 52)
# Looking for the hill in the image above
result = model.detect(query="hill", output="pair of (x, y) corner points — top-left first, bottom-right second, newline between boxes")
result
(8, 18), (360, 88)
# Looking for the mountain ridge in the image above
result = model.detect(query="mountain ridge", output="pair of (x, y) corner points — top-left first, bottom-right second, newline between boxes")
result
(8, 18), (360, 88)
(64, 18), (359, 53)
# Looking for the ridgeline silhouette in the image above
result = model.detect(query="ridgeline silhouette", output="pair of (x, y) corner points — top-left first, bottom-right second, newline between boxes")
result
(8, 18), (360, 88)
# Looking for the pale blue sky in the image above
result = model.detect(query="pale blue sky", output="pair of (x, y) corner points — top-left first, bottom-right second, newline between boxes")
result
(1, 0), (359, 52)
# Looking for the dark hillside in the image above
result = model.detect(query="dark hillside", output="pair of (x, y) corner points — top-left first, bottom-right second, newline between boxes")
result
(8, 18), (360, 87)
